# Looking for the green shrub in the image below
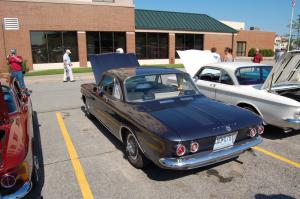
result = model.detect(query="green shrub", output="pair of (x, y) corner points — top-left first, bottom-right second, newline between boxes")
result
(248, 48), (274, 57)
(248, 48), (256, 57)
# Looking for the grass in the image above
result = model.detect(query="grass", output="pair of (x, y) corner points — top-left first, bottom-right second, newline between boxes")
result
(25, 64), (184, 77)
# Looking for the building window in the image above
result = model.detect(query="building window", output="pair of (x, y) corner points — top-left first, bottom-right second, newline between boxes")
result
(236, 41), (247, 56)
(135, 33), (169, 59)
(175, 34), (203, 58)
(30, 31), (78, 64)
(86, 32), (126, 59)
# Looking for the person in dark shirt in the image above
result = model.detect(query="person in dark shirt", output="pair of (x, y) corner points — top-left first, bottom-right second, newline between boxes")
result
(253, 48), (263, 63)
(7, 48), (26, 89)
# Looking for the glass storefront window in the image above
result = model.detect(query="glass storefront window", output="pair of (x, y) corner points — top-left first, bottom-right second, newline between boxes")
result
(30, 31), (78, 64)
(136, 32), (169, 59)
(31, 32), (48, 64)
(47, 32), (63, 63)
(86, 32), (126, 59)
(175, 34), (204, 58)
(63, 32), (79, 61)
(136, 33), (147, 59)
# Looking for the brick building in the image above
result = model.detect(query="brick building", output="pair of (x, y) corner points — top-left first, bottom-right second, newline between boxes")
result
(0, 0), (275, 72)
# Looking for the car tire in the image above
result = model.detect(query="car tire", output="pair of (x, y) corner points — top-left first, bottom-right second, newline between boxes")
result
(84, 100), (92, 118)
(125, 132), (149, 169)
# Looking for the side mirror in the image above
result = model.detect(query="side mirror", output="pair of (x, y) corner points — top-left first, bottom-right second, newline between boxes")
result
(193, 76), (198, 82)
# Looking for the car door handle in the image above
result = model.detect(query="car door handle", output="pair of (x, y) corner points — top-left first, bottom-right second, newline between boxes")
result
(210, 83), (216, 87)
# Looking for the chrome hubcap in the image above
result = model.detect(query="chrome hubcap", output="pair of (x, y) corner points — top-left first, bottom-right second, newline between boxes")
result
(126, 134), (138, 160)
(85, 103), (90, 114)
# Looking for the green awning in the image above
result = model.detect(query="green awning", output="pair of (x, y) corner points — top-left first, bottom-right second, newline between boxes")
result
(135, 9), (237, 33)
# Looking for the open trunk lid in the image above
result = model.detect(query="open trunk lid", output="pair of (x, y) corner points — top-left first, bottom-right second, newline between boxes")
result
(177, 50), (218, 77)
(89, 53), (140, 85)
(262, 51), (300, 90)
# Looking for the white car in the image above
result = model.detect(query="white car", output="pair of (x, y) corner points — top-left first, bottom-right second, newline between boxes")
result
(178, 50), (300, 132)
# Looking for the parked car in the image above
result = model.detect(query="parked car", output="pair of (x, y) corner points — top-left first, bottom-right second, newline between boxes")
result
(178, 50), (300, 133)
(0, 74), (38, 198)
(80, 53), (263, 170)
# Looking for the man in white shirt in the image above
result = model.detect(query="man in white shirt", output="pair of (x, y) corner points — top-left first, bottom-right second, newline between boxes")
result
(211, 47), (221, 62)
(63, 49), (75, 82)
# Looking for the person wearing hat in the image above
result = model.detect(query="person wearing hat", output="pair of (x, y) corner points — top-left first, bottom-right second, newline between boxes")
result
(63, 49), (74, 82)
(7, 48), (26, 89)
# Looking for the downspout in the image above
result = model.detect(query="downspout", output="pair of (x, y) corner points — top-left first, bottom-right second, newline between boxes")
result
(1, 20), (7, 59)
(231, 33), (234, 56)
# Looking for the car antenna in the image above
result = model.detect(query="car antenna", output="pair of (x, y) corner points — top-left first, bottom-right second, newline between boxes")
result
(268, 73), (274, 92)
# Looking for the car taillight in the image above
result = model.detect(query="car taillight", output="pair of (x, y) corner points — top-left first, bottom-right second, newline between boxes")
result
(249, 128), (257, 137)
(176, 144), (186, 156)
(258, 125), (264, 135)
(190, 142), (199, 153)
(0, 174), (16, 188)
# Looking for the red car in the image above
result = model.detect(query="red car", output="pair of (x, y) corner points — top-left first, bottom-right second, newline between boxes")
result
(0, 74), (38, 198)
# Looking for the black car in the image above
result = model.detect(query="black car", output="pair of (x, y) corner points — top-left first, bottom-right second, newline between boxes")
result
(80, 53), (263, 170)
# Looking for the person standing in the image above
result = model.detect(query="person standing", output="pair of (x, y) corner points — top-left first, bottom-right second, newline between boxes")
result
(253, 48), (263, 63)
(223, 47), (234, 62)
(7, 48), (26, 89)
(63, 49), (74, 82)
(211, 47), (221, 62)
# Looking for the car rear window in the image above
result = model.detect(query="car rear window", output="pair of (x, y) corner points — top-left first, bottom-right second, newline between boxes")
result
(125, 73), (200, 102)
(235, 66), (272, 85)
(1, 86), (17, 113)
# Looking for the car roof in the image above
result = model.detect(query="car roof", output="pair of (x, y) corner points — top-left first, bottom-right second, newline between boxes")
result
(107, 67), (185, 81)
(0, 73), (13, 87)
(203, 62), (271, 72)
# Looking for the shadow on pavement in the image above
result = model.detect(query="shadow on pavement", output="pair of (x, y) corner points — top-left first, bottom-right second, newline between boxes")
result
(262, 125), (300, 140)
(24, 111), (45, 199)
(80, 106), (125, 158)
(80, 106), (242, 181)
(255, 194), (296, 199)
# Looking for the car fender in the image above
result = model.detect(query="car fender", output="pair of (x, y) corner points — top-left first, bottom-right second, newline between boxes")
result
(119, 126), (145, 154)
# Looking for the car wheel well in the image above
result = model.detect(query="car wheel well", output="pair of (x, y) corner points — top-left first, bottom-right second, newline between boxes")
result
(120, 127), (130, 143)
(237, 103), (260, 115)
(82, 95), (86, 104)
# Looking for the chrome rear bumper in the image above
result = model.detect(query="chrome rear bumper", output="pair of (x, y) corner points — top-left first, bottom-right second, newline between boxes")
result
(159, 136), (262, 170)
(2, 182), (32, 199)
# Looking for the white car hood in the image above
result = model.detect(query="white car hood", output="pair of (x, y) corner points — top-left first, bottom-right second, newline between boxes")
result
(262, 51), (300, 90)
(177, 50), (218, 77)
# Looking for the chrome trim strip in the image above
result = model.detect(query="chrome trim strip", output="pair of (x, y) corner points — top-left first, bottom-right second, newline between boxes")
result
(2, 181), (31, 199)
(159, 136), (262, 170)
(284, 119), (300, 124)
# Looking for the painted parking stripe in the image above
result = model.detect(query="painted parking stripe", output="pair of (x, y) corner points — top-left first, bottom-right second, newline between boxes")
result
(56, 112), (94, 199)
(252, 146), (300, 169)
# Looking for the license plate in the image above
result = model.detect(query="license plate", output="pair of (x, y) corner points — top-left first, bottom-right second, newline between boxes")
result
(213, 132), (238, 151)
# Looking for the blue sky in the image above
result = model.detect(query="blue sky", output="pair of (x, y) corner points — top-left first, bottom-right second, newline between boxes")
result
(134, 0), (300, 35)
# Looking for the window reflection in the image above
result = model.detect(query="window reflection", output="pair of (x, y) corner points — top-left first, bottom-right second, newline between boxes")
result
(86, 32), (126, 59)
(30, 31), (78, 64)
(136, 33), (169, 59)
(175, 34), (203, 58)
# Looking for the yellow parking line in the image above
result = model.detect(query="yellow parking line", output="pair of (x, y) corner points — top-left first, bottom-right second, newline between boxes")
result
(252, 146), (300, 169)
(56, 112), (94, 199)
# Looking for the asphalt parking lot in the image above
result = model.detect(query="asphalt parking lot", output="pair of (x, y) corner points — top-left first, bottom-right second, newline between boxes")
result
(24, 73), (299, 199)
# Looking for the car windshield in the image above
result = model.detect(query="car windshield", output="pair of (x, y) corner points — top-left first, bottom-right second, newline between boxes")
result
(235, 66), (272, 85)
(1, 86), (17, 113)
(125, 73), (200, 102)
